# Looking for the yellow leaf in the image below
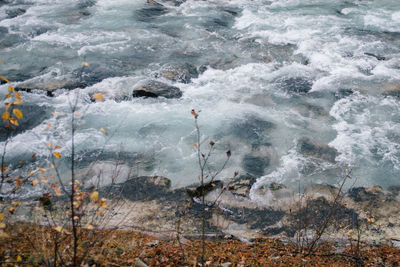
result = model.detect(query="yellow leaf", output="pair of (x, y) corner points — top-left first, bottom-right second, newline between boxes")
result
(0, 223), (5, 229)
(13, 108), (23, 119)
(100, 128), (108, 135)
(82, 61), (89, 67)
(5, 103), (11, 111)
(16, 255), (22, 262)
(84, 223), (94, 230)
(8, 86), (14, 92)
(0, 213), (5, 221)
(32, 179), (39, 186)
(15, 92), (21, 100)
(92, 93), (103, 102)
(97, 210), (104, 217)
(11, 201), (20, 206)
(90, 191), (99, 202)
(2, 112), (10, 122)
(54, 226), (63, 232)
(50, 164), (55, 169)
(99, 198), (108, 209)
(9, 117), (19, 126)
(4, 93), (10, 99)
(53, 152), (61, 159)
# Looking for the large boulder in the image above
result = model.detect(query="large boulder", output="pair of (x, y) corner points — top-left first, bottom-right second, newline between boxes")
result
(132, 80), (182, 98)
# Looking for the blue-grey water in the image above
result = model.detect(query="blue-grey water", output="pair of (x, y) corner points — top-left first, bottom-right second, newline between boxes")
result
(1, 0), (400, 199)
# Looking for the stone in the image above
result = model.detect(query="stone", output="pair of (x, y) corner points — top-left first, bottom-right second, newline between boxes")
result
(5, 8), (26, 18)
(304, 184), (339, 202)
(135, 258), (149, 267)
(132, 80), (182, 98)
(158, 63), (198, 83)
(297, 137), (338, 163)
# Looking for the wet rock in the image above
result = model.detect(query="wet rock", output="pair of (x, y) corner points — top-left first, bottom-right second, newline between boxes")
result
(382, 84), (400, 97)
(157, 0), (186, 6)
(348, 186), (385, 205)
(0, 103), (52, 142)
(242, 144), (277, 177)
(304, 184), (339, 202)
(132, 80), (182, 98)
(231, 116), (274, 145)
(227, 174), (257, 197)
(74, 64), (121, 87)
(5, 8), (26, 18)
(15, 76), (83, 93)
(297, 137), (338, 163)
(135, 2), (168, 22)
(186, 180), (222, 199)
(277, 76), (313, 94)
(207, 55), (239, 70)
(108, 176), (172, 201)
(295, 103), (328, 118)
(158, 63), (198, 83)
(77, 0), (96, 9)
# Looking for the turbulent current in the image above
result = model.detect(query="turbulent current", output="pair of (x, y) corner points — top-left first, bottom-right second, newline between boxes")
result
(1, 0), (400, 198)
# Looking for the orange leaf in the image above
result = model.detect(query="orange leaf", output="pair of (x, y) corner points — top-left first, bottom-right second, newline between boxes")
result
(13, 108), (23, 119)
(32, 180), (39, 186)
(53, 152), (61, 159)
(2, 112), (10, 122)
(92, 93), (103, 102)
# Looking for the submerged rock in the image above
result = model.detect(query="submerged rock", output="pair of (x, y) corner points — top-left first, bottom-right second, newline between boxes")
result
(0, 103), (52, 142)
(132, 80), (182, 98)
(135, 1), (168, 22)
(297, 137), (338, 163)
(231, 116), (274, 145)
(5, 8), (26, 18)
(276, 76), (313, 94)
(157, 63), (198, 83)
(242, 144), (277, 177)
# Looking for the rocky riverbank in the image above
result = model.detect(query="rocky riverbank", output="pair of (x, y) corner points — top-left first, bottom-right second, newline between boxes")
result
(7, 174), (400, 249)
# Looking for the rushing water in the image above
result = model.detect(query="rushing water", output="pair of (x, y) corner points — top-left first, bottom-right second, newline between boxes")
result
(1, 0), (400, 198)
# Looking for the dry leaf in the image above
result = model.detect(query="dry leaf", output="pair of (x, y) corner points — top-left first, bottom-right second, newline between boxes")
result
(90, 191), (99, 202)
(92, 93), (104, 102)
(53, 152), (61, 159)
(13, 108), (23, 119)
